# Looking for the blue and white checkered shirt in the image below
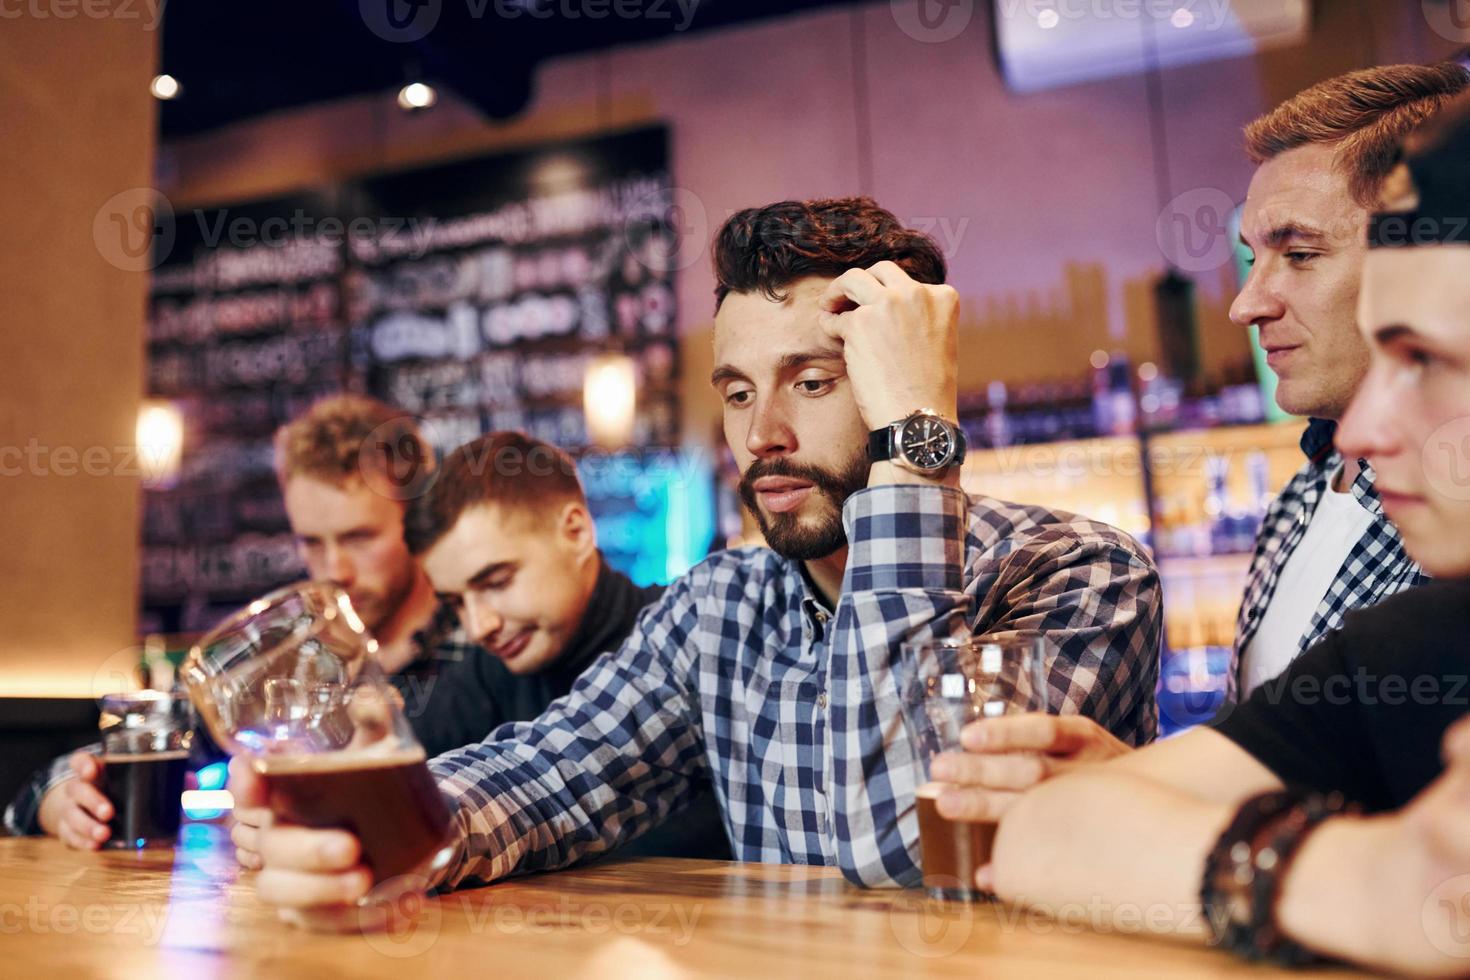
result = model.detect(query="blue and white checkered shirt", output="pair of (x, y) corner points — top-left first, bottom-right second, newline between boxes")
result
(1228, 419), (1429, 702)
(429, 483), (1161, 890)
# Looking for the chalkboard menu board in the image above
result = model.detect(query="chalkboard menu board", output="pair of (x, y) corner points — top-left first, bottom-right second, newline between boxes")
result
(142, 127), (701, 635)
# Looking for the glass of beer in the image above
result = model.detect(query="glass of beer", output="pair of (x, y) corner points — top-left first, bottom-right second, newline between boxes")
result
(897, 635), (1048, 901)
(97, 690), (193, 848)
(183, 582), (455, 926)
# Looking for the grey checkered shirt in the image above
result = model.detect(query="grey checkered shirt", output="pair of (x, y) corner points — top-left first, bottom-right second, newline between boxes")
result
(428, 483), (1160, 890)
(1228, 419), (1429, 702)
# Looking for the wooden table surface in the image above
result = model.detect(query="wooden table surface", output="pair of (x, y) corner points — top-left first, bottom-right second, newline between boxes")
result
(0, 822), (1362, 978)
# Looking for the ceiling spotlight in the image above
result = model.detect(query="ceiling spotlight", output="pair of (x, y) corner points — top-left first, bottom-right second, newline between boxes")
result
(1037, 9), (1060, 29)
(150, 74), (182, 101)
(397, 81), (438, 111)
(1170, 7), (1195, 28)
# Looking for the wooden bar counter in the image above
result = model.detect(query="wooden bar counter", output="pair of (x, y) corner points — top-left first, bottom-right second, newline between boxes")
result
(0, 822), (1360, 977)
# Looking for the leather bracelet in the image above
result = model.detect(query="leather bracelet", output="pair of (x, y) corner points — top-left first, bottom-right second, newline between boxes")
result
(1200, 790), (1300, 953)
(1249, 791), (1354, 966)
(1201, 790), (1354, 965)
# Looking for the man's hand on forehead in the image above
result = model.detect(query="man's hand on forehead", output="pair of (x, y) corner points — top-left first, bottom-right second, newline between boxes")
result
(815, 261), (959, 434)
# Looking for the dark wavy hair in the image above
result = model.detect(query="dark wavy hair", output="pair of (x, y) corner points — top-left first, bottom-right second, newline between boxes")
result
(404, 431), (584, 555)
(712, 197), (947, 311)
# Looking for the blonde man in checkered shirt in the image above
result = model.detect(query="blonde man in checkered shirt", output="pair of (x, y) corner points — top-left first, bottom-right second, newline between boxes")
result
(935, 63), (1465, 824)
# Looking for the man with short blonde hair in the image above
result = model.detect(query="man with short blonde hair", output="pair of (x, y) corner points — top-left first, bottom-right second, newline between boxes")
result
(935, 61), (1468, 818)
(273, 393), (432, 497)
(271, 394), (439, 671)
(1227, 62), (1463, 699)
(7, 395), (480, 847)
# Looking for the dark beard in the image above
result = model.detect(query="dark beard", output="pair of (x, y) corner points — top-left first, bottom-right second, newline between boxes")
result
(737, 453), (871, 561)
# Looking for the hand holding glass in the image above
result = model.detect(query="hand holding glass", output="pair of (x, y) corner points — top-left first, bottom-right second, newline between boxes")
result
(183, 583), (453, 926)
(898, 635), (1048, 900)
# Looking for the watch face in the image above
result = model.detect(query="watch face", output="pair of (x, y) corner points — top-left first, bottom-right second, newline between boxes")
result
(898, 415), (956, 470)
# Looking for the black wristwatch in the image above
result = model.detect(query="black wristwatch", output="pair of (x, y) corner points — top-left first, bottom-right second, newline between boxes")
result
(866, 410), (967, 475)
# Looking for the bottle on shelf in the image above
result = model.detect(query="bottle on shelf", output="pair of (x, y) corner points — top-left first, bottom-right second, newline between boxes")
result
(983, 380), (1012, 450)
(1203, 453), (1231, 555)
(1091, 351), (1137, 437)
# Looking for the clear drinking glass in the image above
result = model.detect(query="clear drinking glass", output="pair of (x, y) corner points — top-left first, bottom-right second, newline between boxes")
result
(183, 582), (454, 925)
(897, 635), (1048, 901)
(97, 690), (193, 849)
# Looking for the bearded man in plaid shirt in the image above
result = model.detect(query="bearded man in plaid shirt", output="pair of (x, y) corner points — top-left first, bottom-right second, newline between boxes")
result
(235, 197), (1160, 912)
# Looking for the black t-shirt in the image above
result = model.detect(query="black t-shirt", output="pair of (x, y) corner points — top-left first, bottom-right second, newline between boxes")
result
(1212, 578), (1470, 813)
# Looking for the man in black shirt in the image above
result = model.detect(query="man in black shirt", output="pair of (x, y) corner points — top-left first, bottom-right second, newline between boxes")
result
(943, 89), (1470, 976)
(404, 431), (731, 861)
(1209, 579), (1470, 814)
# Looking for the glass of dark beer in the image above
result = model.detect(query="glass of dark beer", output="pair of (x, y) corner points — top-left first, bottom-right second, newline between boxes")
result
(97, 690), (193, 848)
(183, 582), (455, 927)
(897, 635), (1048, 901)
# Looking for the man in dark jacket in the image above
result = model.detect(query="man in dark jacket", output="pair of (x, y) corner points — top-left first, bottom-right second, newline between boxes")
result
(403, 429), (730, 860)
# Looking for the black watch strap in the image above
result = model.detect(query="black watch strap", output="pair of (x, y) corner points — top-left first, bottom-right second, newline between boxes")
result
(866, 425), (894, 463)
(865, 418), (967, 468)
(951, 426), (968, 462)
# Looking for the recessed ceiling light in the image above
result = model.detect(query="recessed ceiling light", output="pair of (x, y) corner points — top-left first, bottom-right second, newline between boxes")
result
(150, 74), (182, 100)
(397, 81), (438, 111)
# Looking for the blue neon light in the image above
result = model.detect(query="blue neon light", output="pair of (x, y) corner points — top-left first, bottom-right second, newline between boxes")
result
(195, 761), (228, 791)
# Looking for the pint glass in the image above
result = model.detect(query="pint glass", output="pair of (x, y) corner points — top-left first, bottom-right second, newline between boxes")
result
(897, 635), (1048, 900)
(97, 690), (193, 849)
(184, 583), (454, 920)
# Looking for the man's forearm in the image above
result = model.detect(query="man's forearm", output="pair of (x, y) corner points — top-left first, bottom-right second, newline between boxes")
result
(1276, 815), (1455, 976)
(993, 766), (1448, 974)
(866, 461), (962, 490)
(991, 767), (1233, 940)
